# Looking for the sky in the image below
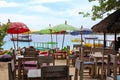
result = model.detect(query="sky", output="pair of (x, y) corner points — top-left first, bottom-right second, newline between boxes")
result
(0, 0), (101, 31)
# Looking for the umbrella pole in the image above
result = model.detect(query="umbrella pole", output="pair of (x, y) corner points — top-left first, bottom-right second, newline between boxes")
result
(11, 34), (16, 50)
(81, 33), (83, 46)
(50, 31), (53, 48)
(62, 33), (65, 49)
(80, 33), (83, 60)
(101, 32), (106, 79)
(80, 33), (83, 79)
(17, 34), (18, 50)
(28, 32), (30, 47)
(56, 34), (58, 49)
(115, 32), (117, 51)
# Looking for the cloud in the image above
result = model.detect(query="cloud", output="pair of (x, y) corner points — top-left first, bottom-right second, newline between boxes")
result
(0, 13), (66, 30)
(29, 0), (69, 4)
(27, 5), (51, 13)
(27, 0), (93, 17)
(0, 0), (101, 31)
(0, 0), (20, 8)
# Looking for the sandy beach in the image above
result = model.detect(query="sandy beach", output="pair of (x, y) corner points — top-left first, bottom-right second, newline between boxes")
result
(0, 62), (9, 80)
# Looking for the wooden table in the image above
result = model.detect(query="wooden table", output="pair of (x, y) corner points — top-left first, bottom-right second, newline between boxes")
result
(89, 54), (108, 78)
(28, 69), (41, 78)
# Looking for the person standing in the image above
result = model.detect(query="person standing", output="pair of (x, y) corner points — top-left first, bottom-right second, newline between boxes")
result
(115, 37), (120, 51)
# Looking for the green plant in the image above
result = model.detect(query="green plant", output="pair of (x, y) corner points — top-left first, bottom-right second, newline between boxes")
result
(79, 0), (120, 20)
(0, 24), (8, 48)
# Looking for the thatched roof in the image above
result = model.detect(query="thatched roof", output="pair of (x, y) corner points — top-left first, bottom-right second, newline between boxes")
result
(91, 9), (120, 33)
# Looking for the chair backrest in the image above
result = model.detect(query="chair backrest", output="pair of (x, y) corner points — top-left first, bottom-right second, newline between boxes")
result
(47, 49), (56, 56)
(12, 49), (17, 64)
(25, 48), (36, 51)
(80, 46), (91, 61)
(83, 46), (92, 53)
(41, 65), (70, 80)
(107, 53), (117, 80)
(66, 46), (70, 65)
(73, 44), (81, 50)
(24, 51), (38, 57)
(18, 57), (37, 80)
(91, 47), (102, 54)
(103, 48), (115, 55)
(37, 56), (55, 68)
(8, 59), (15, 80)
(66, 46), (70, 57)
(73, 45), (81, 58)
(74, 59), (83, 80)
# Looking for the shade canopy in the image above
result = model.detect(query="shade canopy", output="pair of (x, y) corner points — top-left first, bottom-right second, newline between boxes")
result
(92, 9), (120, 33)
(91, 10), (120, 80)
(39, 28), (53, 34)
(71, 28), (92, 35)
(52, 30), (66, 34)
(52, 21), (78, 32)
(7, 22), (30, 34)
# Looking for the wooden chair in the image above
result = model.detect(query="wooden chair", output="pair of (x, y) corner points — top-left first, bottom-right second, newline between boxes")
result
(106, 53), (119, 80)
(8, 59), (16, 80)
(73, 44), (81, 50)
(25, 48), (36, 51)
(74, 59), (83, 80)
(80, 46), (95, 78)
(47, 49), (55, 58)
(27, 56), (55, 80)
(73, 44), (81, 58)
(96, 48), (114, 78)
(82, 46), (92, 61)
(37, 56), (55, 68)
(54, 50), (67, 59)
(66, 45), (77, 66)
(11, 49), (19, 79)
(24, 51), (38, 58)
(18, 57), (37, 80)
(91, 47), (102, 54)
(40, 65), (72, 80)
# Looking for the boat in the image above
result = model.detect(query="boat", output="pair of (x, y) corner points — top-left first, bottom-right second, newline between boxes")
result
(11, 35), (32, 42)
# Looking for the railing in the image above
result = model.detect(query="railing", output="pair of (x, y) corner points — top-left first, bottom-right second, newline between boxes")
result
(33, 42), (57, 50)
(84, 37), (113, 47)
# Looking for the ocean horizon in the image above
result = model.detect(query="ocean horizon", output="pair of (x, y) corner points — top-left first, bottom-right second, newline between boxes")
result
(2, 34), (117, 50)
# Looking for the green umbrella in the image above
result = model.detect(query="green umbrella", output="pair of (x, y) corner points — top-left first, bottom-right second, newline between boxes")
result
(39, 24), (55, 48)
(52, 21), (79, 49)
(52, 21), (78, 32)
(39, 28), (55, 34)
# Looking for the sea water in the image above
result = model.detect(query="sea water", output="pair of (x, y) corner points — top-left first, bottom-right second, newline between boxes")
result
(2, 34), (116, 50)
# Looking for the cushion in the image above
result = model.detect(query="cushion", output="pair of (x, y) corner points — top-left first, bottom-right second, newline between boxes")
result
(0, 54), (12, 62)
(24, 61), (37, 67)
(84, 62), (95, 65)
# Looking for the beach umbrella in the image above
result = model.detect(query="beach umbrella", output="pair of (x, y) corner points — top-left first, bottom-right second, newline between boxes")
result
(52, 21), (78, 49)
(71, 26), (92, 45)
(71, 38), (81, 42)
(7, 19), (30, 50)
(91, 9), (120, 79)
(39, 24), (56, 48)
(71, 26), (92, 61)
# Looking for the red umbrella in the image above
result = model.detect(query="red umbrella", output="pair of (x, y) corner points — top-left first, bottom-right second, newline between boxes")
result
(7, 22), (30, 34)
(7, 19), (30, 50)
